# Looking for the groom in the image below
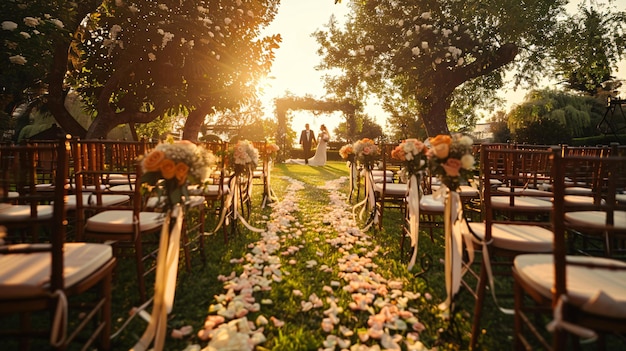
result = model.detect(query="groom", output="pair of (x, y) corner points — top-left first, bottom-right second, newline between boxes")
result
(299, 123), (316, 164)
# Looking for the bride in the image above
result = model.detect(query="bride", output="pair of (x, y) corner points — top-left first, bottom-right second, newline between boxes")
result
(308, 124), (329, 166)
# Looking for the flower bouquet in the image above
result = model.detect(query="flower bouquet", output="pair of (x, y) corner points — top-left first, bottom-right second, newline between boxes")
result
(141, 138), (216, 208)
(426, 134), (475, 311)
(230, 139), (260, 174)
(352, 138), (380, 170)
(339, 144), (355, 162)
(391, 138), (428, 182)
(427, 134), (475, 192)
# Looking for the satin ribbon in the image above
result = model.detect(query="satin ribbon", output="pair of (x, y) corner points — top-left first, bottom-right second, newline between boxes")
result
(352, 168), (378, 230)
(213, 168), (264, 234)
(50, 289), (68, 347)
(406, 174), (420, 271)
(132, 204), (183, 351)
(546, 294), (597, 341)
(348, 161), (357, 200)
(262, 159), (279, 208)
(438, 186), (466, 311)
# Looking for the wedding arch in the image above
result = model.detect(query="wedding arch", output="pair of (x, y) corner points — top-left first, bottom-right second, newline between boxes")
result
(274, 96), (357, 162)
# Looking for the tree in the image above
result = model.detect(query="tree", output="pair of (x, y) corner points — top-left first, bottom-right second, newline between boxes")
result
(507, 89), (605, 144)
(73, 0), (280, 140)
(333, 113), (383, 142)
(0, 0), (103, 138)
(489, 110), (511, 143)
(551, 1), (626, 96)
(316, 0), (570, 137)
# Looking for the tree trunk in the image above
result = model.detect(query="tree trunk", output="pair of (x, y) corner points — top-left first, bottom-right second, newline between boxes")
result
(46, 37), (87, 138)
(420, 43), (519, 137)
(183, 103), (213, 142)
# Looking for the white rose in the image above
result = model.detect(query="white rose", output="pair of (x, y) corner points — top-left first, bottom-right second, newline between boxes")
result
(2, 21), (18, 31)
(23, 17), (40, 27)
(461, 154), (475, 170)
(9, 55), (27, 65)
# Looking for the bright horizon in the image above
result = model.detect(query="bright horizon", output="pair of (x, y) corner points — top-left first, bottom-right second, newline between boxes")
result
(258, 0), (626, 141)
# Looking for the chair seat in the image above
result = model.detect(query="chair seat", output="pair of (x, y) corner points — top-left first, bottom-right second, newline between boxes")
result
(106, 173), (136, 185)
(459, 185), (479, 198)
(374, 182), (407, 196)
(467, 222), (553, 252)
(107, 184), (135, 193)
(64, 194), (130, 210)
(490, 196), (553, 211)
(514, 254), (626, 319)
(565, 210), (626, 231)
(0, 204), (53, 221)
(419, 194), (444, 212)
(189, 184), (230, 197)
(564, 195), (604, 206)
(496, 186), (552, 198)
(85, 210), (164, 233)
(617, 193), (626, 204)
(0, 243), (113, 299)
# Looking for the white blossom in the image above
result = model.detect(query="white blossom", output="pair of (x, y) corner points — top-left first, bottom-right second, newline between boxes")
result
(247, 10), (254, 17)
(457, 57), (464, 66)
(236, 0), (243, 5)
(110, 24), (122, 39)
(2, 21), (18, 31)
(224, 17), (232, 25)
(411, 47), (420, 56)
(23, 17), (40, 27)
(364, 45), (374, 51)
(158, 3), (168, 11)
(20, 31), (30, 39)
(421, 41), (428, 49)
(161, 31), (174, 49)
(9, 55), (27, 65)
(129, 5), (139, 13)
(49, 19), (64, 28)
(148, 52), (156, 61)
(421, 12), (431, 20)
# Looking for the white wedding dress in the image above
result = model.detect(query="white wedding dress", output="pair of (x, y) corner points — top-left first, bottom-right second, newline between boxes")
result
(308, 132), (328, 166)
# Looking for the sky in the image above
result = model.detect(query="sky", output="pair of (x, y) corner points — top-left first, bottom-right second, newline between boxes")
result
(258, 0), (626, 139)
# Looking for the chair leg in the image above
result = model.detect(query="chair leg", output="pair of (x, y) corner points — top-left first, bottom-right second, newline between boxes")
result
(513, 270), (525, 351)
(133, 238), (147, 303)
(101, 266), (113, 351)
(470, 259), (489, 350)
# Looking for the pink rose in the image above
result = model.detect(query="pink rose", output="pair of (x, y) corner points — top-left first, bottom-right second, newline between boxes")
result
(442, 158), (462, 177)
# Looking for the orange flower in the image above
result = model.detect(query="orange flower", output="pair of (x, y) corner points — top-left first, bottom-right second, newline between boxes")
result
(160, 159), (176, 179)
(174, 162), (189, 185)
(442, 158), (462, 177)
(142, 150), (166, 172)
(391, 146), (406, 161)
(429, 134), (452, 159)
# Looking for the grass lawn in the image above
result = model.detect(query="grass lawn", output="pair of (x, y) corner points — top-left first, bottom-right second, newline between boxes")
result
(0, 161), (517, 350)
(111, 160), (520, 350)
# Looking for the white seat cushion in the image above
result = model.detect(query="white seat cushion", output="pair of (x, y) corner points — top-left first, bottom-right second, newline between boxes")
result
(0, 243), (112, 299)
(0, 204), (53, 222)
(374, 182), (407, 196)
(467, 222), (553, 252)
(565, 210), (626, 231)
(85, 210), (163, 233)
(515, 254), (626, 318)
(490, 196), (552, 211)
(419, 194), (444, 212)
(459, 185), (479, 198)
(63, 194), (130, 210)
(496, 186), (552, 198)
(107, 184), (135, 193)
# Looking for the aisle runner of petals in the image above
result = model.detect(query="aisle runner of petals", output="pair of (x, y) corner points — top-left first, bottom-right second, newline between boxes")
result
(191, 176), (432, 351)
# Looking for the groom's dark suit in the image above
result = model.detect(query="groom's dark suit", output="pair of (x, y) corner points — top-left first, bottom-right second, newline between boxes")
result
(299, 128), (316, 164)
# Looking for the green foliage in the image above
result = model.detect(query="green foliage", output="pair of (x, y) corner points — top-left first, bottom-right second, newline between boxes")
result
(70, 0), (281, 137)
(507, 89), (605, 143)
(551, 2), (626, 95)
(315, 0), (569, 135)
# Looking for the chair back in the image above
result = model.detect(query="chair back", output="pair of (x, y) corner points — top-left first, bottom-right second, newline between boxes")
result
(479, 144), (554, 241)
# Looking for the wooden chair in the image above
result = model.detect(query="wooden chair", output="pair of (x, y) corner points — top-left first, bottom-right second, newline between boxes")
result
(72, 139), (164, 303)
(464, 144), (555, 349)
(373, 143), (408, 230)
(0, 138), (116, 350)
(198, 141), (230, 242)
(513, 148), (626, 350)
(0, 141), (62, 242)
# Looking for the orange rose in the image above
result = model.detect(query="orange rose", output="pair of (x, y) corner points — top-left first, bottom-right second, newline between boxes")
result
(391, 146), (405, 161)
(142, 150), (165, 172)
(159, 159), (176, 179)
(442, 158), (462, 177)
(429, 135), (452, 159)
(175, 162), (189, 185)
